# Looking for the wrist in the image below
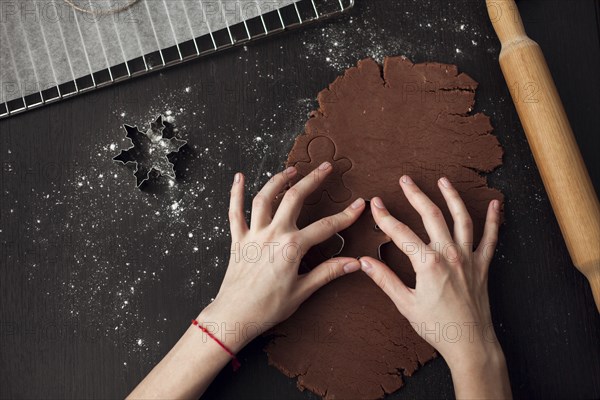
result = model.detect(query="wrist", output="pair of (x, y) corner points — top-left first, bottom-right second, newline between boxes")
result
(446, 341), (506, 375)
(446, 342), (512, 399)
(196, 305), (264, 354)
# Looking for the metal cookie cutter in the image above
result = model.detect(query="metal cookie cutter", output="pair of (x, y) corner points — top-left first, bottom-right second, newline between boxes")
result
(330, 199), (390, 261)
(113, 115), (187, 188)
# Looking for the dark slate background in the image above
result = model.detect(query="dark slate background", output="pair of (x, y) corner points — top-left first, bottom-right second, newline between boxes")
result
(1, 0), (599, 399)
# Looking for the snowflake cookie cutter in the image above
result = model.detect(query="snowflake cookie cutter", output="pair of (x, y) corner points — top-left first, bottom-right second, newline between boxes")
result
(113, 115), (187, 188)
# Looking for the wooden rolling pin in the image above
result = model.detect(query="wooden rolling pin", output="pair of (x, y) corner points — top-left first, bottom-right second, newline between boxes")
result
(486, 0), (600, 311)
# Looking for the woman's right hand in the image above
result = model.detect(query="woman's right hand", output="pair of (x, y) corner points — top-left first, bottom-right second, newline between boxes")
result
(360, 175), (511, 399)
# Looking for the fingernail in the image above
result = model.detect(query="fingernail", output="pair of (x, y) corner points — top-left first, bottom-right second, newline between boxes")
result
(492, 200), (500, 211)
(284, 166), (296, 176)
(350, 198), (364, 209)
(372, 197), (386, 209)
(319, 161), (331, 170)
(439, 177), (451, 188)
(234, 173), (241, 183)
(360, 259), (373, 272)
(401, 175), (413, 185)
(343, 260), (361, 273)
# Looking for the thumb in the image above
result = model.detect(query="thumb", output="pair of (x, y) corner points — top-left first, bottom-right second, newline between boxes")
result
(299, 257), (361, 298)
(360, 257), (413, 313)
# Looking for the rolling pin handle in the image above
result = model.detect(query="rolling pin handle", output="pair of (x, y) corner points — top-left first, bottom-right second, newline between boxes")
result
(487, 0), (527, 43)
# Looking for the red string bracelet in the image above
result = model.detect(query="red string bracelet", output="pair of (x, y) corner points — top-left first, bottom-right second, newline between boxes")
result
(191, 319), (241, 371)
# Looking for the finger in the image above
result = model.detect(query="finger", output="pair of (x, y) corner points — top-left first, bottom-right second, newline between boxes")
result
(360, 257), (413, 314)
(251, 166), (297, 230)
(475, 200), (501, 269)
(298, 257), (361, 299)
(400, 175), (453, 249)
(229, 173), (248, 240)
(437, 177), (473, 253)
(370, 197), (426, 266)
(300, 198), (366, 248)
(274, 162), (333, 224)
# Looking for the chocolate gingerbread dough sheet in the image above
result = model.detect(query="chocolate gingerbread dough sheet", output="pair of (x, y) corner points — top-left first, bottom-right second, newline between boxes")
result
(266, 56), (503, 399)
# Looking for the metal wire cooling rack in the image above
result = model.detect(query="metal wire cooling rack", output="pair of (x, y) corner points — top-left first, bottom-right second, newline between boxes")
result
(0, 0), (354, 119)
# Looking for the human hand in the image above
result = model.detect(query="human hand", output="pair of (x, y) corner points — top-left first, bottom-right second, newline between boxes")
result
(128, 165), (365, 399)
(359, 175), (509, 395)
(199, 163), (365, 352)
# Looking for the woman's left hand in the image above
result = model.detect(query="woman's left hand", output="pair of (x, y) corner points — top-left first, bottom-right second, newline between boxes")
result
(198, 162), (366, 352)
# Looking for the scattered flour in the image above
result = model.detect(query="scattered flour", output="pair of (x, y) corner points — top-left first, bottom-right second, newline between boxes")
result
(10, 0), (513, 369)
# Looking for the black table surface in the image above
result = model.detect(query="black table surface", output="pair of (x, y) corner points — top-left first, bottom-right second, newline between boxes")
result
(1, 0), (599, 399)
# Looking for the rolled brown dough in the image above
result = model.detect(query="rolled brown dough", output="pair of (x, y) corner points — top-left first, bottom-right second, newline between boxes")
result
(266, 56), (503, 399)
